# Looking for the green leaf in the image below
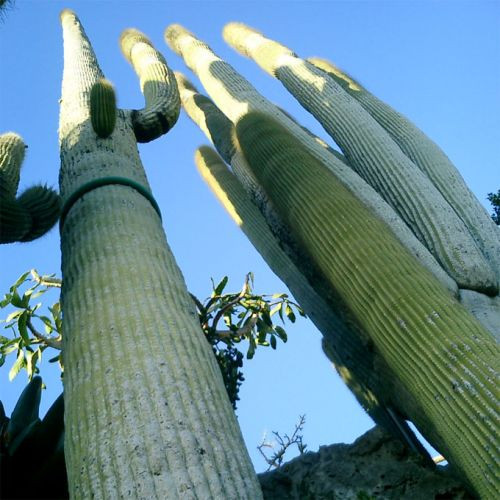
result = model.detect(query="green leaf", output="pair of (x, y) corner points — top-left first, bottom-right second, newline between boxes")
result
(18, 311), (30, 344)
(12, 271), (31, 290)
(275, 326), (288, 342)
(10, 290), (25, 308)
(0, 294), (12, 308)
(6, 310), (23, 322)
(0, 353), (5, 367)
(38, 316), (53, 334)
(270, 335), (277, 349)
(9, 350), (25, 381)
(213, 276), (228, 297)
(26, 349), (39, 380)
(286, 305), (296, 323)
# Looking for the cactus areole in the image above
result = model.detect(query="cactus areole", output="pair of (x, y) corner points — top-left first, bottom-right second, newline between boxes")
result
(58, 10), (262, 499)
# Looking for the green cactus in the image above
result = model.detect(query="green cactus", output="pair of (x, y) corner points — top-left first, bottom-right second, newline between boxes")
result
(120, 28), (180, 142)
(0, 132), (60, 244)
(234, 111), (499, 498)
(58, 10), (261, 498)
(89, 78), (117, 138)
(223, 22), (498, 295)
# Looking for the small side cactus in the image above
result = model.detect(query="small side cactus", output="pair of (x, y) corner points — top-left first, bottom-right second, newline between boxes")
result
(89, 78), (117, 138)
(0, 132), (60, 244)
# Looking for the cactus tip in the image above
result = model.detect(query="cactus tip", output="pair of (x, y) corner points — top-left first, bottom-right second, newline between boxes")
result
(164, 24), (193, 53)
(119, 28), (152, 61)
(59, 8), (77, 23)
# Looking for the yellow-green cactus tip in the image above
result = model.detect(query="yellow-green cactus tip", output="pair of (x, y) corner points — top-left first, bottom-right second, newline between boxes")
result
(59, 8), (77, 23)
(222, 22), (259, 46)
(120, 28), (152, 61)
(90, 79), (117, 139)
(164, 24), (193, 54)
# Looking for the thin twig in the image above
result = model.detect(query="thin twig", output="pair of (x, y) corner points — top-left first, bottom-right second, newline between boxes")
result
(30, 269), (62, 288)
(214, 312), (259, 339)
(27, 318), (62, 350)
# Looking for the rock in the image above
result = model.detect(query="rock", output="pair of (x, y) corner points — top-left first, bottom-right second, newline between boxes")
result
(258, 426), (473, 499)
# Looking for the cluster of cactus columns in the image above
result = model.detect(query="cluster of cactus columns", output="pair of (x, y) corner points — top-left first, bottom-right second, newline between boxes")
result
(165, 23), (499, 497)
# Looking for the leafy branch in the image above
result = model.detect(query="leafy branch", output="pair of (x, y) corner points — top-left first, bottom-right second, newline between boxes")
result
(0, 270), (63, 381)
(1, 270), (304, 409)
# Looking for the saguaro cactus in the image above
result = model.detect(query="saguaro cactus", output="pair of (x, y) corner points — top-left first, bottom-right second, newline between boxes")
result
(59, 10), (261, 498)
(0, 132), (60, 244)
(165, 24), (499, 497)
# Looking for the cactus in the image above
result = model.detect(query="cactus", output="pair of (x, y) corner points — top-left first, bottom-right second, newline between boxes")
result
(89, 78), (117, 138)
(234, 111), (499, 497)
(166, 24), (499, 497)
(0, 132), (60, 244)
(223, 22), (498, 295)
(58, 10), (261, 498)
(164, 24), (458, 295)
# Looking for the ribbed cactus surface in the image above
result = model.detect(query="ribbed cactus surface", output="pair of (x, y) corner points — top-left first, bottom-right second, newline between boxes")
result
(234, 111), (499, 498)
(195, 146), (429, 453)
(164, 24), (458, 296)
(308, 56), (500, 281)
(59, 10), (261, 498)
(89, 78), (117, 138)
(223, 22), (498, 295)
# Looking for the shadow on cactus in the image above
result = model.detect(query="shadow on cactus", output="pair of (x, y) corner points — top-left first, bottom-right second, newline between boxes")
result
(0, 133), (61, 244)
(0, 377), (68, 499)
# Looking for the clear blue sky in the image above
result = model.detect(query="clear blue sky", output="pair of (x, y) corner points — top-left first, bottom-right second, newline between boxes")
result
(1, 0), (498, 472)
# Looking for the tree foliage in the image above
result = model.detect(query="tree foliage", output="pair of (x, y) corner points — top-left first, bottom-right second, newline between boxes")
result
(1, 270), (302, 408)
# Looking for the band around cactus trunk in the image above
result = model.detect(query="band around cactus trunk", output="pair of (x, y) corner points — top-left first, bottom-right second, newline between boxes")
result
(58, 10), (262, 498)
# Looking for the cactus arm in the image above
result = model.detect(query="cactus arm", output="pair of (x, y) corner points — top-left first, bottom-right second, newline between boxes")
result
(308, 56), (500, 280)
(0, 133), (60, 243)
(0, 132), (24, 197)
(223, 23), (497, 295)
(16, 185), (61, 242)
(59, 11), (261, 498)
(89, 79), (117, 138)
(164, 25), (458, 296)
(120, 28), (180, 143)
(235, 111), (499, 498)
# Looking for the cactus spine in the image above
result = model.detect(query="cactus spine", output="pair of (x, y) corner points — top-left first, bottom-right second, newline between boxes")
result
(89, 78), (117, 138)
(59, 10), (261, 498)
(0, 132), (60, 244)
(234, 112), (499, 497)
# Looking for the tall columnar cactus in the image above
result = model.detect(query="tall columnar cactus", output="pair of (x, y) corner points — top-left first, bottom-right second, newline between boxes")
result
(194, 146), (429, 456)
(164, 24), (457, 296)
(179, 72), (428, 453)
(58, 10), (261, 499)
(222, 23), (499, 295)
(0, 132), (60, 244)
(164, 24), (499, 497)
(234, 112), (499, 497)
